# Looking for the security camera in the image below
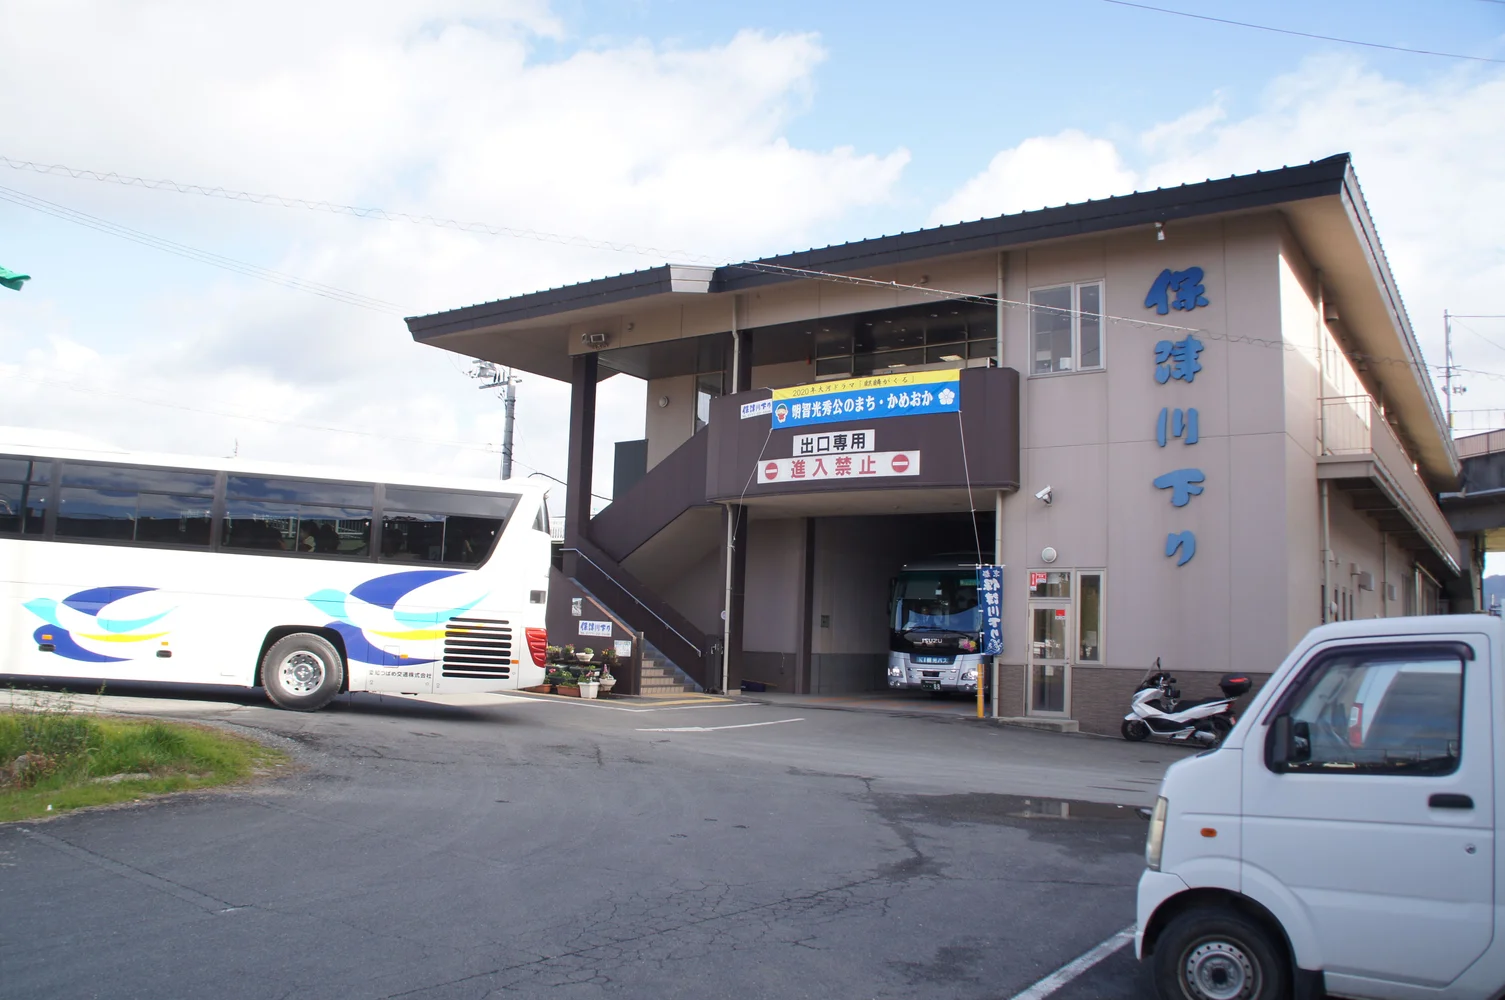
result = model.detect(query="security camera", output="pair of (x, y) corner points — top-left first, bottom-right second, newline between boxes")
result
(1034, 485), (1053, 505)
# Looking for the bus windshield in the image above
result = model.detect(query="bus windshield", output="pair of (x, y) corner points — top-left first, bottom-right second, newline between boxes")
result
(891, 570), (981, 634)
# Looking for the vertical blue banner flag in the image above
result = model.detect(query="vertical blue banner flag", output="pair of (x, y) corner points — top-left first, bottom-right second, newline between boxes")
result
(979, 565), (1003, 656)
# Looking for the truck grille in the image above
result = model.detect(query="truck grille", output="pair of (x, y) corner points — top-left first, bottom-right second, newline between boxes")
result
(442, 618), (512, 679)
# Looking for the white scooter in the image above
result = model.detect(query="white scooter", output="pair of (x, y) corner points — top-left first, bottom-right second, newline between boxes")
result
(1120, 659), (1249, 746)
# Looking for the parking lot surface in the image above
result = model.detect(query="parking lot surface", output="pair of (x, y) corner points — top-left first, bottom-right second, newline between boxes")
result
(0, 686), (1188, 999)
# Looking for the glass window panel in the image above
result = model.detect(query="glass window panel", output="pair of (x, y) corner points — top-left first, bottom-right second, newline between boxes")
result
(924, 324), (967, 345)
(57, 488), (136, 541)
(0, 456), (50, 483)
(227, 476), (373, 507)
(61, 463), (214, 495)
(0, 481), (21, 533)
(136, 493), (213, 546)
(926, 345), (970, 364)
(871, 322), (925, 352)
(1029, 571), (1071, 598)
(1285, 653), (1463, 775)
(1030, 286), (1074, 374)
(442, 515), (505, 566)
(1079, 573), (1102, 661)
(382, 488), (518, 520)
(21, 484), (46, 535)
(295, 506), (371, 558)
(1079, 283), (1102, 369)
(814, 330), (853, 359)
(967, 337), (999, 360)
(856, 347), (924, 375)
(223, 500), (300, 551)
(381, 512), (446, 562)
(815, 357), (852, 378)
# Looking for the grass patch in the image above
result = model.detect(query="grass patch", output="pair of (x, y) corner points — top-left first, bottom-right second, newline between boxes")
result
(0, 697), (288, 823)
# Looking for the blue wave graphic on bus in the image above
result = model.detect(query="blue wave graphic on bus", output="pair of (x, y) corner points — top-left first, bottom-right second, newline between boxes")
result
(305, 570), (489, 666)
(23, 586), (175, 663)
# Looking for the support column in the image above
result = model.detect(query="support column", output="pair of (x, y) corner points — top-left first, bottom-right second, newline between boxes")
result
(735, 328), (753, 395)
(797, 517), (816, 694)
(564, 353), (599, 550)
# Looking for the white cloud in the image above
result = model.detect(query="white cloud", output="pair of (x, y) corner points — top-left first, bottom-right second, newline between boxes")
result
(0, 4), (909, 493)
(927, 130), (1138, 226)
(932, 56), (1505, 433)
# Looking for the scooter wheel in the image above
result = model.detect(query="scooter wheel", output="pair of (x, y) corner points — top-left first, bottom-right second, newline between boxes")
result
(1122, 719), (1150, 742)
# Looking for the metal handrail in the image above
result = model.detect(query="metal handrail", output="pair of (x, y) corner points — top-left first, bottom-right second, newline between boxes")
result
(562, 545), (705, 656)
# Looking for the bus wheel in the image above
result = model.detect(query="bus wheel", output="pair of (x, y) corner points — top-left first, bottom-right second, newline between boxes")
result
(262, 633), (344, 711)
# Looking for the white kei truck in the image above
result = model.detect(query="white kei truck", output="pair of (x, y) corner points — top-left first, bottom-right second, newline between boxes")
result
(1136, 614), (1504, 1000)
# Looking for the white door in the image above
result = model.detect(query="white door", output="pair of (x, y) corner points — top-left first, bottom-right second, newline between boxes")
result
(1242, 637), (1494, 992)
(1027, 603), (1071, 715)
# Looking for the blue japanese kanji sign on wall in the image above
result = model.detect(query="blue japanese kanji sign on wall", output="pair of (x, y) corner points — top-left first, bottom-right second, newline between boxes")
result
(979, 565), (1003, 656)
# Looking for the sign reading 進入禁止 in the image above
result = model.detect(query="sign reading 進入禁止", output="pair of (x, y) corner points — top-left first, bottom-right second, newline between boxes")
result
(758, 451), (919, 484)
(793, 428), (876, 457)
(979, 565), (1003, 656)
(771, 369), (960, 429)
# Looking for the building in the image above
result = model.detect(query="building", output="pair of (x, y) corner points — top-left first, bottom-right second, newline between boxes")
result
(406, 153), (1483, 734)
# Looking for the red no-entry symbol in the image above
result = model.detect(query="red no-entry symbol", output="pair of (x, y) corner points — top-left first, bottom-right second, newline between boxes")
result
(764, 461), (779, 480)
(891, 453), (910, 473)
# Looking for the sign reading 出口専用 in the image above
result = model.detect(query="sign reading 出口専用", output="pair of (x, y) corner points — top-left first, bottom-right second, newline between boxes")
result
(771, 369), (960, 429)
(793, 428), (876, 457)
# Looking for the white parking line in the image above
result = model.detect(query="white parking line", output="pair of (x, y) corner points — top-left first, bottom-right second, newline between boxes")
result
(1007, 926), (1135, 1000)
(637, 718), (805, 733)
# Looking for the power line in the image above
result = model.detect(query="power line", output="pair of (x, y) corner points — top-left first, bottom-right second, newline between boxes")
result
(1099, 0), (1505, 63)
(0, 156), (720, 265)
(0, 184), (402, 314)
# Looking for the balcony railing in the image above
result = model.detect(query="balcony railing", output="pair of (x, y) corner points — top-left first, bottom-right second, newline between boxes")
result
(1319, 395), (1460, 574)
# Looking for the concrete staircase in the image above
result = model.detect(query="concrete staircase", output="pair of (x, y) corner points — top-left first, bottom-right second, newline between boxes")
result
(637, 642), (703, 697)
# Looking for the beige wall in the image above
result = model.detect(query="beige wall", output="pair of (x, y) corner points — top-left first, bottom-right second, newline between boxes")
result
(743, 518), (807, 654)
(645, 374), (697, 468)
(1000, 216), (1303, 704)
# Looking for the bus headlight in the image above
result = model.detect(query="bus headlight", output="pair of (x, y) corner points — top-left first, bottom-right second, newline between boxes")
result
(1145, 796), (1168, 871)
(961, 668), (977, 682)
(887, 664), (905, 679)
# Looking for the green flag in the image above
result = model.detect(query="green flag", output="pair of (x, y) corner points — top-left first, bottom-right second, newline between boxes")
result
(0, 266), (29, 291)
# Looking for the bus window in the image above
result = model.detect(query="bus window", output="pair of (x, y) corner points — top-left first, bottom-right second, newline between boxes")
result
(223, 477), (374, 558)
(55, 463), (215, 547)
(379, 510), (504, 566)
(0, 456), (50, 536)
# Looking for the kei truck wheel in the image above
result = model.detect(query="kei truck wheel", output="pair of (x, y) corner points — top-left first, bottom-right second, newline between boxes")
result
(1121, 718), (1150, 741)
(262, 633), (345, 711)
(1152, 906), (1290, 1000)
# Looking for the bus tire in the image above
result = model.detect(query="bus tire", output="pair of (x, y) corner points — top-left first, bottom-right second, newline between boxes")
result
(262, 633), (345, 711)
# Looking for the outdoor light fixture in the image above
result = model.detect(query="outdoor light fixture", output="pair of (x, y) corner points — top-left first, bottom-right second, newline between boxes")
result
(940, 354), (963, 362)
(1154, 221), (1166, 242)
(658, 396), (670, 408)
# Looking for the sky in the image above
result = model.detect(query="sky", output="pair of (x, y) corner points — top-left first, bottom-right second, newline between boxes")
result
(1, 0), (1503, 527)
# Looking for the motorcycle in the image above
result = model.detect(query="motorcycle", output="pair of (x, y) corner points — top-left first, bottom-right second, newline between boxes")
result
(1121, 658), (1250, 746)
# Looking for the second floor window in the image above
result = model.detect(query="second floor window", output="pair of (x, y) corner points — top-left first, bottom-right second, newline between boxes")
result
(1030, 282), (1103, 375)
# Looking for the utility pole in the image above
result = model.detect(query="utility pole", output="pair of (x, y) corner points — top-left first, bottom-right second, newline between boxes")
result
(1445, 309), (1453, 431)
(470, 361), (523, 479)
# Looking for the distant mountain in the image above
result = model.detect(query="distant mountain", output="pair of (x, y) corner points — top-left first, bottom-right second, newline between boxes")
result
(1485, 575), (1505, 610)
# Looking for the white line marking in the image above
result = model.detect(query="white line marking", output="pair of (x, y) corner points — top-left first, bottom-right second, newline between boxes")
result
(637, 718), (805, 733)
(1007, 926), (1135, 1000)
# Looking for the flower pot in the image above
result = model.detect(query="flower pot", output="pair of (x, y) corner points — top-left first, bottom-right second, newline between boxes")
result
(575, 653), (594, 663)
(599, 674), (616, 694)
(556, 684), (580, 697)
(579, 680), (600, 700)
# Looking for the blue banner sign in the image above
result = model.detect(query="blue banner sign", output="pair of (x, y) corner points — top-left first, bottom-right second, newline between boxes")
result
(979, 564), (1003, 656)
(771, 369), (961, 429)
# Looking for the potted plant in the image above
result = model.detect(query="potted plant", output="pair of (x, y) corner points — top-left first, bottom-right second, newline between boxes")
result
(575, 647), (595, 664)
(579, 673), (600, 699)
(599, 650), (619, 694)
(555, 673), (581, 697)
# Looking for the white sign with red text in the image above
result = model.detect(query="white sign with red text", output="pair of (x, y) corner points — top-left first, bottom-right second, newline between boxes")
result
(757, 450), (920, 484)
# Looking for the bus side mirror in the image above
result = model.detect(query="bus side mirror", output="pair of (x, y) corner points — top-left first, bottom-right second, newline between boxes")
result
(1268, 715), (1311, 769)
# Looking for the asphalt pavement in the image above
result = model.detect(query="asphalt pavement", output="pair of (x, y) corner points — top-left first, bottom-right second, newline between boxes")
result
(0, 684), (1191, 999)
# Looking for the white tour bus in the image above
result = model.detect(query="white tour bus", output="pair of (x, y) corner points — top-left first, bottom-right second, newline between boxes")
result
(0, 436), (551, 710)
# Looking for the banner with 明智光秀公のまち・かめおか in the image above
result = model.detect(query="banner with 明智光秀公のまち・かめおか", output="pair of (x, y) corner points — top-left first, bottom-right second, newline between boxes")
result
(770, 369), (960, 429)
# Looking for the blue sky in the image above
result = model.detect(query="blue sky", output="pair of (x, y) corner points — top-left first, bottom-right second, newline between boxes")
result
(0, 0), (1503, 537)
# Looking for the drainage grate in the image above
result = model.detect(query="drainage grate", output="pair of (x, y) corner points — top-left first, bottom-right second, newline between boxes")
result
(442, 617), (512, 679)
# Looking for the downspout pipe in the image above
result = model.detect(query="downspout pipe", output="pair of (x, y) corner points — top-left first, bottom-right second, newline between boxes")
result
(1321, 480), (1332, 624)
(721, 295), (740, 694)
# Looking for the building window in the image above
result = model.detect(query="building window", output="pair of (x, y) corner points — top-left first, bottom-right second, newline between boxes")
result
(1030, 281), (1103, 375)
(1078, 571), (1103, 662)
(809, 298), (997, 379)
(1028, 571), (1071, 599)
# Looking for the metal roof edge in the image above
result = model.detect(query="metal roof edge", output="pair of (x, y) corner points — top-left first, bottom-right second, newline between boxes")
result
(405, 264), (677, 339)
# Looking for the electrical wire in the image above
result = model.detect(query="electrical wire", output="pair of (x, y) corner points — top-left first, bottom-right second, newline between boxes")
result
(1099, 0), (1505, 63)
(0, 184), (403, 314)
(0, 156), (720, 265)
